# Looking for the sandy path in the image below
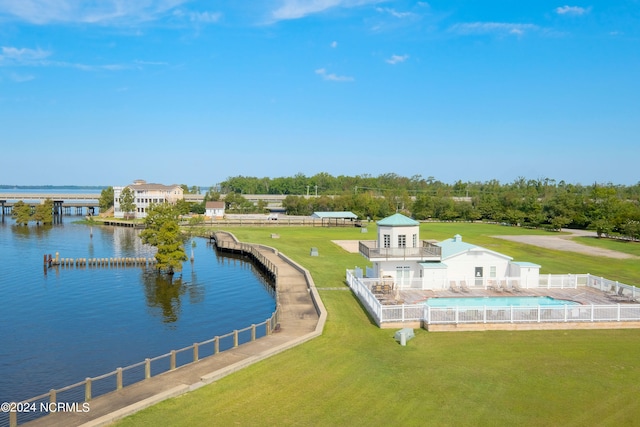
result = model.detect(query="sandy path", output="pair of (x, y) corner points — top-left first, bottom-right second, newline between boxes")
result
(492, 229), (638, 259)
(332, 240), (360, 253)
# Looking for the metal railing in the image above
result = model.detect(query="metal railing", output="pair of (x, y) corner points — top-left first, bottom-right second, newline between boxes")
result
(358, 240), (442, 260)
(1, 315), (279, 427)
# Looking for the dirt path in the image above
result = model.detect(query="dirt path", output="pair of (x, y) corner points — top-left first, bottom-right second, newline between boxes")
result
(492, 229), (638, 259)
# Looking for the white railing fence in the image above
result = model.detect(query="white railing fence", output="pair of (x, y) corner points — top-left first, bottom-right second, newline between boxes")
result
(346, 270), (640, 327)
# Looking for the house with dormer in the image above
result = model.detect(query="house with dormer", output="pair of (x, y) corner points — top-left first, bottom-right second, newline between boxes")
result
(359, 213), (540, 290)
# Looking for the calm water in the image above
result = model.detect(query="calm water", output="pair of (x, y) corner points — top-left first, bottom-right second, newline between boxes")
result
(0, 214), (275, 403)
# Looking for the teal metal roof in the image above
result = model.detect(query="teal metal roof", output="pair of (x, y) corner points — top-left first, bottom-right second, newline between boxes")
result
(311, 211), (358, 219)
(437, 234), (512, 261)
(511, 261), (541, 268)
(418, 262), (448, 269)
(377, 213), (419, 227)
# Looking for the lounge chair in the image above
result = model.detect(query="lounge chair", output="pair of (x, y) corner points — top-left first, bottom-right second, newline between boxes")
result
(460, 280), (470, 292)
(449, 281), (460, 293)
(608, 287), (629, 302)
(500, 280), (511, 292)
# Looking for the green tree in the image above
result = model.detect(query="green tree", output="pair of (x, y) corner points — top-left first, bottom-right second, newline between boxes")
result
(12, 201), (32, 226)
(154, 221), (188, 275)
(99, 186), (115, 212)
(140, 203), (187, 275)
(120, 187), (136, 219)
(33, 199), (53, 225)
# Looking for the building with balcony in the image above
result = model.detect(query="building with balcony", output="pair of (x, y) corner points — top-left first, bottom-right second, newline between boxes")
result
(359, 213), (540, 290)
(114, 180), (184, 219)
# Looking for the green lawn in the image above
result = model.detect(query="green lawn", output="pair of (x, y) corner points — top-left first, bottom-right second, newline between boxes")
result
(115, 223), (640, 426)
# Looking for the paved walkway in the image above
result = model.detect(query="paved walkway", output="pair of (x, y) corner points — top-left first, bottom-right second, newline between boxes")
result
(25, 232), (325, 427)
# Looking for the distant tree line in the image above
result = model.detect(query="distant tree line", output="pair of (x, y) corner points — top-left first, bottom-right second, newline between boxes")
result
(217, 174), (640, 239)
(98, 174), (640, 240)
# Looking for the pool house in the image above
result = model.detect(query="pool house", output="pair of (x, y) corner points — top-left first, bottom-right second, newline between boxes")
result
(357, 213), (541, 291)
(348, 213), (640, 331)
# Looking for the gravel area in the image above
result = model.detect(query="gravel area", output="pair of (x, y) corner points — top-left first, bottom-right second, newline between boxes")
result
(492, 229), (638, 259)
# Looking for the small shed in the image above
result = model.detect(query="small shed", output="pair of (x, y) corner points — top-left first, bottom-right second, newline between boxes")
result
(311, 211), (359, 227)
(205, 201), (225, 219)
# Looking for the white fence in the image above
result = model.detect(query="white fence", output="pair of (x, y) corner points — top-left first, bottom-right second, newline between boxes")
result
(345, 270), (640, 327)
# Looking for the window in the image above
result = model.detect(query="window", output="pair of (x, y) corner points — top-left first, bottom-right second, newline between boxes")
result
(383, 234), (390, 248)
(412, 234), (417, 247)
(490, 266), (496, 278)
(398, 235), (406, 248)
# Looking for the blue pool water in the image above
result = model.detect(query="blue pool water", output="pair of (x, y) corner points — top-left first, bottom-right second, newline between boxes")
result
(425, 296), (579, 308)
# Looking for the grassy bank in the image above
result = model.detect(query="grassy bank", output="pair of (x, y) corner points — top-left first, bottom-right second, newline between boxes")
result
(115, 223), (640, 426)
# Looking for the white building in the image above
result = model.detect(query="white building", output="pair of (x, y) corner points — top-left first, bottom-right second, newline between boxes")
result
(114, 180), (184, 219)
(205, 201), (225, 219)
(359, 213), (540, 290)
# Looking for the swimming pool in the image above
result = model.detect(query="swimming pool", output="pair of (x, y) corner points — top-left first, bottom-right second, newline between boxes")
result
(425, 296), (579, 308)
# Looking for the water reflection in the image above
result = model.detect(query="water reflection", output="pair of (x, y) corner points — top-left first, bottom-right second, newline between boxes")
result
(212, 249), (277, 300)
(11, 223), (53, 240)
(141, 269), (207, 325)
(141, 270), (186, 325)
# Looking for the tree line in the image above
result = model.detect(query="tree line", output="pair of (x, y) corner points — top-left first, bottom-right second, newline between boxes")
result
(217, 174), (640, 239)
(97, 174), (640, 239)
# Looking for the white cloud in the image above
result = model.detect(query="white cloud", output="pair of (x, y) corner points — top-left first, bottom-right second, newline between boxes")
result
(189, 11), (221, 23)
(375, 7), (415, 19)
(271, 0), (383, 22)
(0, 0), (189, 25)
(555, 5), (591, 16)
(330, 41), (338, 48)
(449, 22), (539, 36)
(315, 68), (354, 82)
(0, 46), (51, 65)
(173, 8), (221, 24)
(9, 72), (35, 82)
(0, 45), (131, 71)
(386, 54), (408, 64)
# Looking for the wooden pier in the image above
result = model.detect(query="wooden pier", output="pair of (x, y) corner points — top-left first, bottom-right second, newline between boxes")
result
(44, 253), (156, 269)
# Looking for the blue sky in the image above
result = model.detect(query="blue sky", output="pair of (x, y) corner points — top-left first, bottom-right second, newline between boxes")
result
(1, 1), (638, 188)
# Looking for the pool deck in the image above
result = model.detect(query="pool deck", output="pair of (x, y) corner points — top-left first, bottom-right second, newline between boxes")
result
(397, 286), (637, 306)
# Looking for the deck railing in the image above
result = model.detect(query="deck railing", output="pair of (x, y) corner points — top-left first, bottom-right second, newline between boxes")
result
(346, 270), (640, 327)
(358, 240), (442, 260)
(1, 315), (279, 427)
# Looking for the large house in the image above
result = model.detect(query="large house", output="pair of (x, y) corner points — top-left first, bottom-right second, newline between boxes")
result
(359, 213), (540, 290)
(114, 180), (184, 219)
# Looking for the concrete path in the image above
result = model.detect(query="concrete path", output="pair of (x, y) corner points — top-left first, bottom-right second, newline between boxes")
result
(24, 233), (325, 427)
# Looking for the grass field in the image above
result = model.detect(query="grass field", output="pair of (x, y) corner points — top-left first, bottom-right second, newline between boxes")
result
(115, 223), (640, 426)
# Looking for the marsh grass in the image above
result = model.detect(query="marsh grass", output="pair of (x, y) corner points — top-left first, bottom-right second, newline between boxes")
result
(116, 223), (640, 426)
